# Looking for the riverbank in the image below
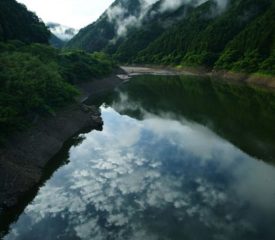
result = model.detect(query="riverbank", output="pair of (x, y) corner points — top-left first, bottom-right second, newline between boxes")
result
(121, 65), (198, 76)
(211, 70), (275, 89)
(0, 71), (124, 211)
(121, 65), (275, 90)
(1, 65), (273, 213)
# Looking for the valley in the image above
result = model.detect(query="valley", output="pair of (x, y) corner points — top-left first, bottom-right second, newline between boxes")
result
(0, 0), (275, 239)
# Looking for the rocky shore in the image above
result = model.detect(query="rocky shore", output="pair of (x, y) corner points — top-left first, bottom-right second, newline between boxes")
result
(0, 103), (103, 210)
(0, 70), (125, 213)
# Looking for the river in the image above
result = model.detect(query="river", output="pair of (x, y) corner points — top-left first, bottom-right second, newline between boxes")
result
(2, 74), (275, 240)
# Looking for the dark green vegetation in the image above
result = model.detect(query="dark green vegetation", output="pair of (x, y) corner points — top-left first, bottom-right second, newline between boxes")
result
(0, 0), (115, 143)
(49, 34), (65, 48)
(67, 0), (275, 75)
(114, 75), (275, 163)
(0, 0), (50, 43)
(2, 74), (275, 240)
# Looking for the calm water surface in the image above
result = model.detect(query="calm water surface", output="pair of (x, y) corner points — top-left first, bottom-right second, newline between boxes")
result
(2, 75), (275, 240)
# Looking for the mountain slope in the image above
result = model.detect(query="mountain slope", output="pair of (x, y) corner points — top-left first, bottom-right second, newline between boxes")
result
(215, 2), (275, 74)
(66, 0), (195, 53)
(137, 0), (273, 66)
(66, 0), (143, 51)
(67, 0), (275, 75)
(0, 0), (50, 43)
(0, 0), (116, 142)
(49, 33), (65, 48)
(47, 23), (79, 48)
(47, 22), (78, 41)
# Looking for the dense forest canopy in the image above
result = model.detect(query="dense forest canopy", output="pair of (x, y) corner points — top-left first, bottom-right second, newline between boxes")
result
(0, 0), (115, 143)
(0, 41), (115, 143)
(0, 0), (50, 43)
(67, 0), (275, 75)
(0, 0), (274, 142)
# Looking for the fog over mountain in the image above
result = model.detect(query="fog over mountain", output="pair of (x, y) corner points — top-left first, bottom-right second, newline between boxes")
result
(66, 0), (274, 76)
(47, 22), (79, 41)
(105, 0), (228, 37)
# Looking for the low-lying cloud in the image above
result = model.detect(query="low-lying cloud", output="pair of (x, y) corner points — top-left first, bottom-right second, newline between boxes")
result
(107, 0), (159, 36)
(107, 0), (229, 37)
(160, 0), (228, 12)
(47, 22), (79, 41)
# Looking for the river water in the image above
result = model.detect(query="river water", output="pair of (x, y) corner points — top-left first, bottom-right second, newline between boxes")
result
(2, 75), (275, 240)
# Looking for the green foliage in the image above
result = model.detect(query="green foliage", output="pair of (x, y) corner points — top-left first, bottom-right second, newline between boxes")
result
(49, 34), (65, 49)
(116, 75), (275, 162)
(231, 50), (262, 73)
(65, 0), (143, 52)
(67, 0), (274, 75)
(0, 51), (78, 142)
(0, 0), (50, 43)
(139, 0), (273, 70)
(260, 51), (275, 75)
(0, 41), (115, 142)
(59, 50), (115, 84)
(21, 43), (60, 62)
(0, 0), (116, 143)
(215, 1), (275, 73)
(111, 24), (164, 63)
(65, 15), (116, 52)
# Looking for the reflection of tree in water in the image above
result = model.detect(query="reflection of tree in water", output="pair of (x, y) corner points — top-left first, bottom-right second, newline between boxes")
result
(113, 75), (275, 163)
(5, 107), (275, 240)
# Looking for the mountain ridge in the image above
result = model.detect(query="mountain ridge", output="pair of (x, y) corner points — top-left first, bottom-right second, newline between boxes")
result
(67, 0), (275, 75)
(47, 22), (78, 41)
(0, 0), (50, 43)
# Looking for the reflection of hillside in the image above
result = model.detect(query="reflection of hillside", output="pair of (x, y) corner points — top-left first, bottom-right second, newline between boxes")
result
(113, 75), (275, 163)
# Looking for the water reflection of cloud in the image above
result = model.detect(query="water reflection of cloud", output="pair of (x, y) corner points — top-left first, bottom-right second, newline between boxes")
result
(5, 106), (275, 240)
(143, 116), (239, 162)
(233, 159), (275, 212)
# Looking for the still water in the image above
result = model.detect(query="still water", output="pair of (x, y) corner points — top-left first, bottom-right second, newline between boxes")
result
(2, 75), (275, 240)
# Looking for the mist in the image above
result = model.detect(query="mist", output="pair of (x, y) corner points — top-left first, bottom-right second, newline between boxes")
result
(107, 0), (229, 37)
(107, 0), (159, 36)
(160, 0), (229, 12)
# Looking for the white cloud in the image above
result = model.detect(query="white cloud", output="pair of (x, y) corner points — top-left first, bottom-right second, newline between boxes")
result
(17, 0), (229, 34)
(17, 0), (115, 29)
(106, 0), (159, 37)
(159, 0), (229, 12)
(47, 23), (79, 41)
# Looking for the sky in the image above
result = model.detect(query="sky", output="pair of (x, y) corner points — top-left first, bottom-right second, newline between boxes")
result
(17, 0), (115, 29)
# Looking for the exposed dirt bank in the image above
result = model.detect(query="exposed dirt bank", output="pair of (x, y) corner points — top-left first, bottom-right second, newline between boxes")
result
(121, 65), (275, 90)
(121, 65), (197, 76)
(0, 71), (124, 211)
(78, 68), (126, 102)
(211, 71), (275, 89)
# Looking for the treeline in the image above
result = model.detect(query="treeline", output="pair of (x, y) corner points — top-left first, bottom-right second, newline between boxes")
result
(0, 0), (50, 43)
(67, 0), (275, 75)
(0, 0), (116, 143)
(115, 75), (275, 162)
(136, 0), (275, 75)
(0, 41), (115, 143)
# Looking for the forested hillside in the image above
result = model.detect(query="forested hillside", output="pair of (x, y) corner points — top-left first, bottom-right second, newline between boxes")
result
(0, 0), (115, 143)
(67, 0), (275, 75)
(0, 0), (50, 43)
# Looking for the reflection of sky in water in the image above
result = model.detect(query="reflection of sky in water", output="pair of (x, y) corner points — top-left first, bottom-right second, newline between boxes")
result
(5, 106), (275, 240)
